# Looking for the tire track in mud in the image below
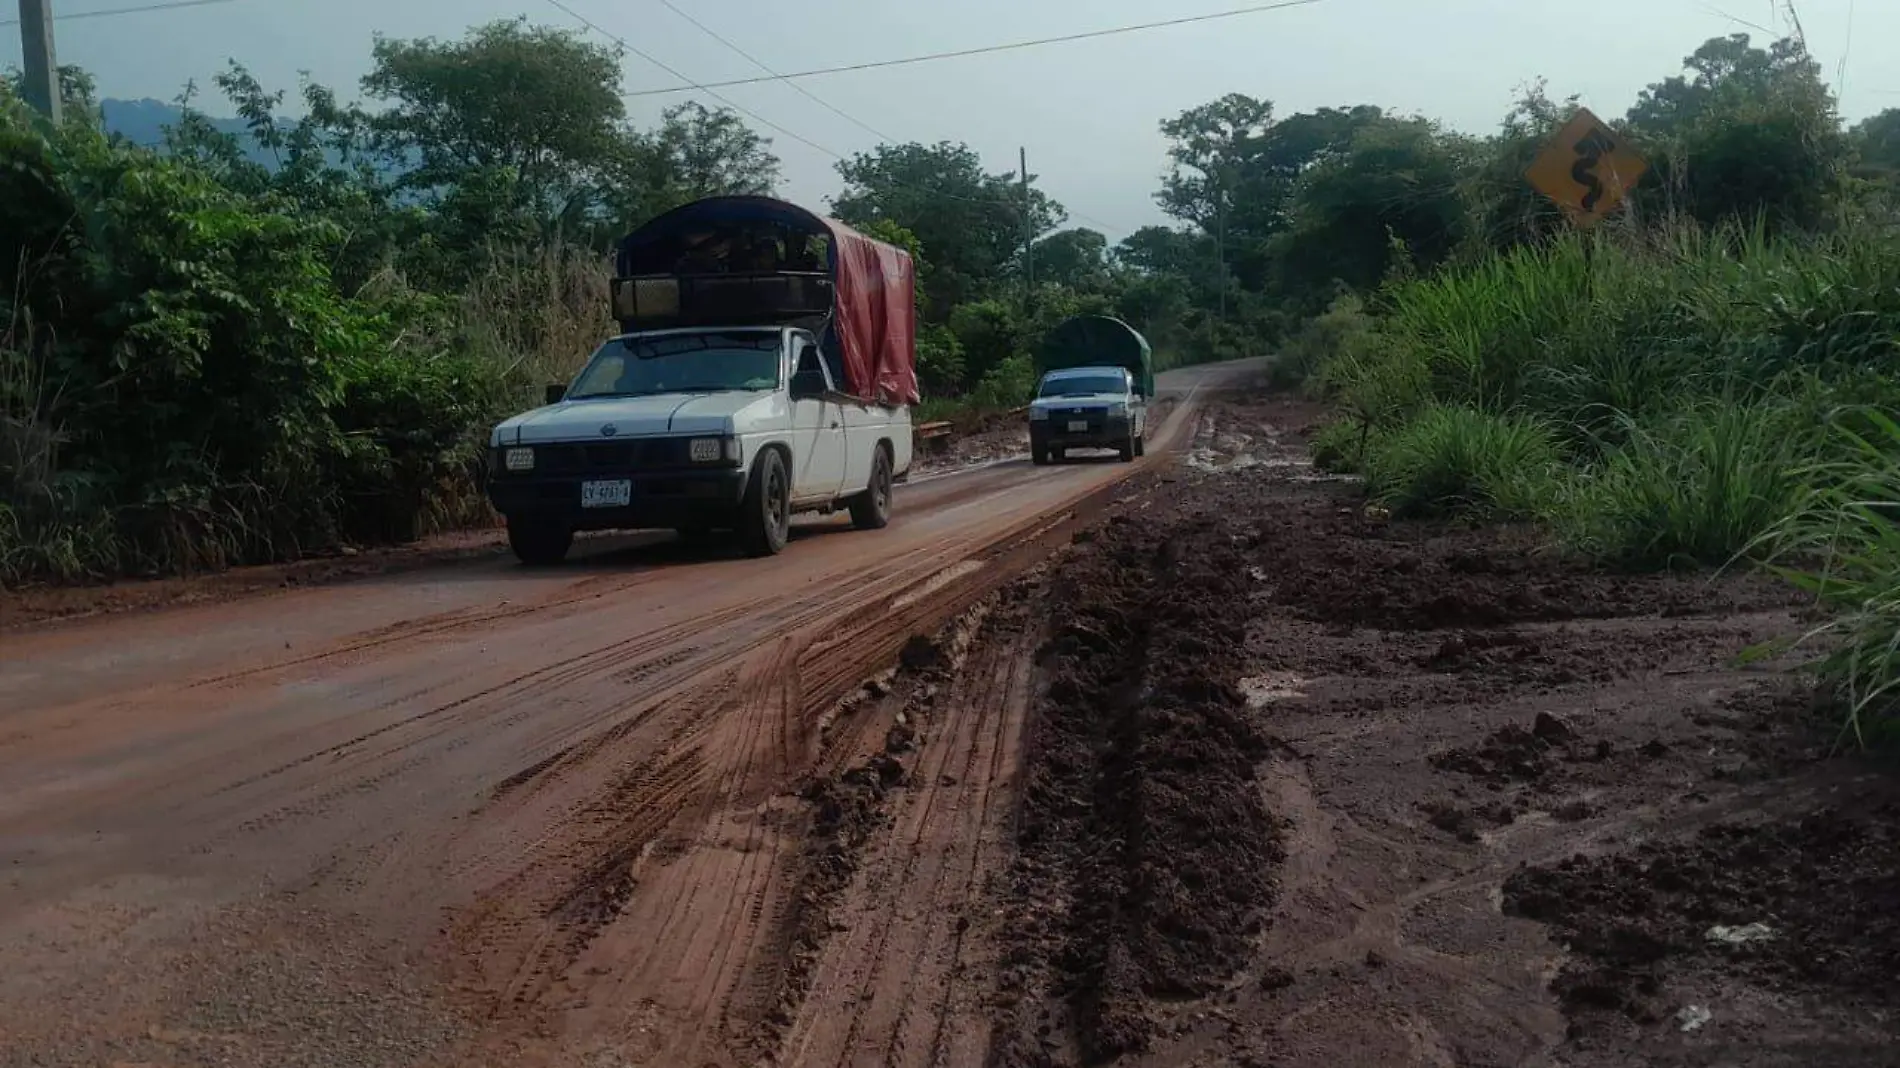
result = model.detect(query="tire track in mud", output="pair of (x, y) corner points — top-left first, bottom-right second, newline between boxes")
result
(773, 582), (1045, 1068)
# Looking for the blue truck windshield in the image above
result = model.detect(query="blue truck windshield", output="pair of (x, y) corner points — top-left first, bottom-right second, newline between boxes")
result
(568, 333), (780, 399)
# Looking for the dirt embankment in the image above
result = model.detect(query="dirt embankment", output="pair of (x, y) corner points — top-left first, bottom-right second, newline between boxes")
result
(960, 395), (1900, 1067)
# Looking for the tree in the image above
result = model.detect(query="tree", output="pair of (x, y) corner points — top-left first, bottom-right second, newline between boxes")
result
(831, 141), (1065, 317)
(1273, 117), (1473, 301)
(1624, 35), (1845, 231)
(1851, 109), (1900, 177)
(1157, 93), (1276, 230)
(1465, 80), (1579, 253)
(597, 101), (779, 233)
(361, 19), (627, 223)
(1032, 228), (1109, 291)
(1158, 97), (1383, 289)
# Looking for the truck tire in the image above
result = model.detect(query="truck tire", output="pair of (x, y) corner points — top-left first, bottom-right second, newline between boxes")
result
(738, 448), (791, 557)
(1031, 446), (1049, 466)
(1052, 447), (1067, 463)
(850, 445), (894, 531)
(1119, 436), (1137, 463)
(508, 520), (572, 566)
(1134, 434), (1146, 458)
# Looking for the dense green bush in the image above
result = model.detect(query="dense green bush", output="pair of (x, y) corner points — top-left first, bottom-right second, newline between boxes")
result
(1361, 406), (1559, 521)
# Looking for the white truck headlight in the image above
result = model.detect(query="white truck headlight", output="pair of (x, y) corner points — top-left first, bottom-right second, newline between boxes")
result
(504, 447), (535, 472)
(689, 436), (740, 463)
(1106, 402), (1129, 417)
(1028, 407), (1050, 421)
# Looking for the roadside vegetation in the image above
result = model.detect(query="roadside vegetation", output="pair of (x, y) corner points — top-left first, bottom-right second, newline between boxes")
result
(0, 21), (1223, 587)
(1285, 34), (1900, 737)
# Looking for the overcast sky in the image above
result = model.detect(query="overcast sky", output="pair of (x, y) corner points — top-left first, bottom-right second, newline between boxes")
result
(7, 0), (1895, 238)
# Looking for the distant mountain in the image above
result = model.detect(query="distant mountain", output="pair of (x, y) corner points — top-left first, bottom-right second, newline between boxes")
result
(102, 98), (255, 151)
(101, 97), (372, 173)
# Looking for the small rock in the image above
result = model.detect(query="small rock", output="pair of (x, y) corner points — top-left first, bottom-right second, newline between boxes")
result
(1532, 712), (1577, 742)
(1364, 949), (1387, 969)
(1706, 922), (1776, 946)
(1677, 1005), (1713, 1032)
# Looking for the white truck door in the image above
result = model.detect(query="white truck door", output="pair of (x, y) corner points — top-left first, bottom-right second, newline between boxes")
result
(788, 343), (848, 503)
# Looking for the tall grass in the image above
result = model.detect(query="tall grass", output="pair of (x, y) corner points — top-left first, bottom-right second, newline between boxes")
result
(1308, 221), (1900, 742)
(1762, 411), (1900, 745)
(1559, 401), (1807, 569)
(1362, 406), (1559, 521)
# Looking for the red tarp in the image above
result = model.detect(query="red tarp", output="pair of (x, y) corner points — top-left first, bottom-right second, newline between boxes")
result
(824, 217), (919, 406)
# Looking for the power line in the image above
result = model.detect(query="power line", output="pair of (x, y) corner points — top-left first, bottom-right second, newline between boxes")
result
(544, 0), (853, 168)
(1, 0), (238, 26)
(637, 0), (1125, 234)
(622, 0), (1332, 98)
(646, 0), (898, 146)
(546, 0), (1124, 234)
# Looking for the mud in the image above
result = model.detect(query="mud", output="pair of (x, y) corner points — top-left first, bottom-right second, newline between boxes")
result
(980, 394), (1892, 1068)
(995, 497), (1283, 1064)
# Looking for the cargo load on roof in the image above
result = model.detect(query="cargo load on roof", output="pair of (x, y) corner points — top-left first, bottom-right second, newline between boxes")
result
(613, 196), (919, 405)
(1037, 315), (1155, 399)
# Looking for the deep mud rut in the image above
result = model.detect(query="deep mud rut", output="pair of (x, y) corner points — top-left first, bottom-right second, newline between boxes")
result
(6, 376), (1898, 1068)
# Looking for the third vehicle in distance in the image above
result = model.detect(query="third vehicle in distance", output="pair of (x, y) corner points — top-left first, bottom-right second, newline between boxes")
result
(1028, 314), (1154, 465)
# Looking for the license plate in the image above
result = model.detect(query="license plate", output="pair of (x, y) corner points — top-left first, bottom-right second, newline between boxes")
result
(581, 479), (632, 508)
(1067, 420), (1089, 432)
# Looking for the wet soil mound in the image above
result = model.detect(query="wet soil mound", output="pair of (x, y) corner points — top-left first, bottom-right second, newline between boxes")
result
(1505, 805), (1900, 1022)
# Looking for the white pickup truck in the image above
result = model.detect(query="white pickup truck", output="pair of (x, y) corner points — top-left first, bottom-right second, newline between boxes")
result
(486, 326), (911, 563)
(485, 195), (921, 565)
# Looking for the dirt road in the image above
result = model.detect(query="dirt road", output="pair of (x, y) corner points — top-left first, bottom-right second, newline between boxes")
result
(10, 370), (1896, 1068)
(0, 361), (1247, 1068)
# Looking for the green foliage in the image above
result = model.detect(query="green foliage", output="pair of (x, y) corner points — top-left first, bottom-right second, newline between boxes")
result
(1361, 406), (1559, 520)
(831, 141), (1062, 317)
(1315, 222), (1900, 572)
(0, 23), (778, 586)
(1763, 411), (1900, 743)
(1558, 402), (1806, 569)
(1272, 293), (1373, 390)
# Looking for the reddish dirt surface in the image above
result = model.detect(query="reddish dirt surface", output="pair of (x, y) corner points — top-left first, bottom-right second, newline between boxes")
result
(6, 373), (1895, 1068)
(0, 363), (1244, 1068)
(0, 527), (513, 632)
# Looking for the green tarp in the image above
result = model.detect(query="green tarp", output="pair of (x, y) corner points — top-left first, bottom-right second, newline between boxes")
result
(1036, 315), (1155, 398)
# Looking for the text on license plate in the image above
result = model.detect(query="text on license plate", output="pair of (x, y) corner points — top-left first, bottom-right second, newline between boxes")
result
(1067, 420), (1089, 432)
(581, 479), (632, 508)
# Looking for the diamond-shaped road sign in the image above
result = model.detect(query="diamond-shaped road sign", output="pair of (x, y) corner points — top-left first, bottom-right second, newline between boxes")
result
(1525, 107), (1649, 227)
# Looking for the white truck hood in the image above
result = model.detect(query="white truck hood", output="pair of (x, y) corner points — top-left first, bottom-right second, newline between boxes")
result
(1032, 392), (1128, 411)
(492, 391), (768, 446)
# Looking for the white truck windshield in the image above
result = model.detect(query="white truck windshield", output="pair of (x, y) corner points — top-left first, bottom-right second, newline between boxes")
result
(1039, 373), (1127, 398)
(568, 332), (781, 399)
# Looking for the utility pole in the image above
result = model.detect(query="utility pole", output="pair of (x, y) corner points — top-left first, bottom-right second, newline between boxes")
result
(1214, 173), (1227, 324)
(1020, 146), (1034, 309)
(18, 0), (61, 124)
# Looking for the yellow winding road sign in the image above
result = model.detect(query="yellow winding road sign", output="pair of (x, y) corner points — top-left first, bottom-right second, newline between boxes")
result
(1526, 107), (1649, 227)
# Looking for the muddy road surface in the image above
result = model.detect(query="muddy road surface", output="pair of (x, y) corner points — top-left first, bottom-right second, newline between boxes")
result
(7, 372), (1895, 1068)
(0, 362), (1246, 1068)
